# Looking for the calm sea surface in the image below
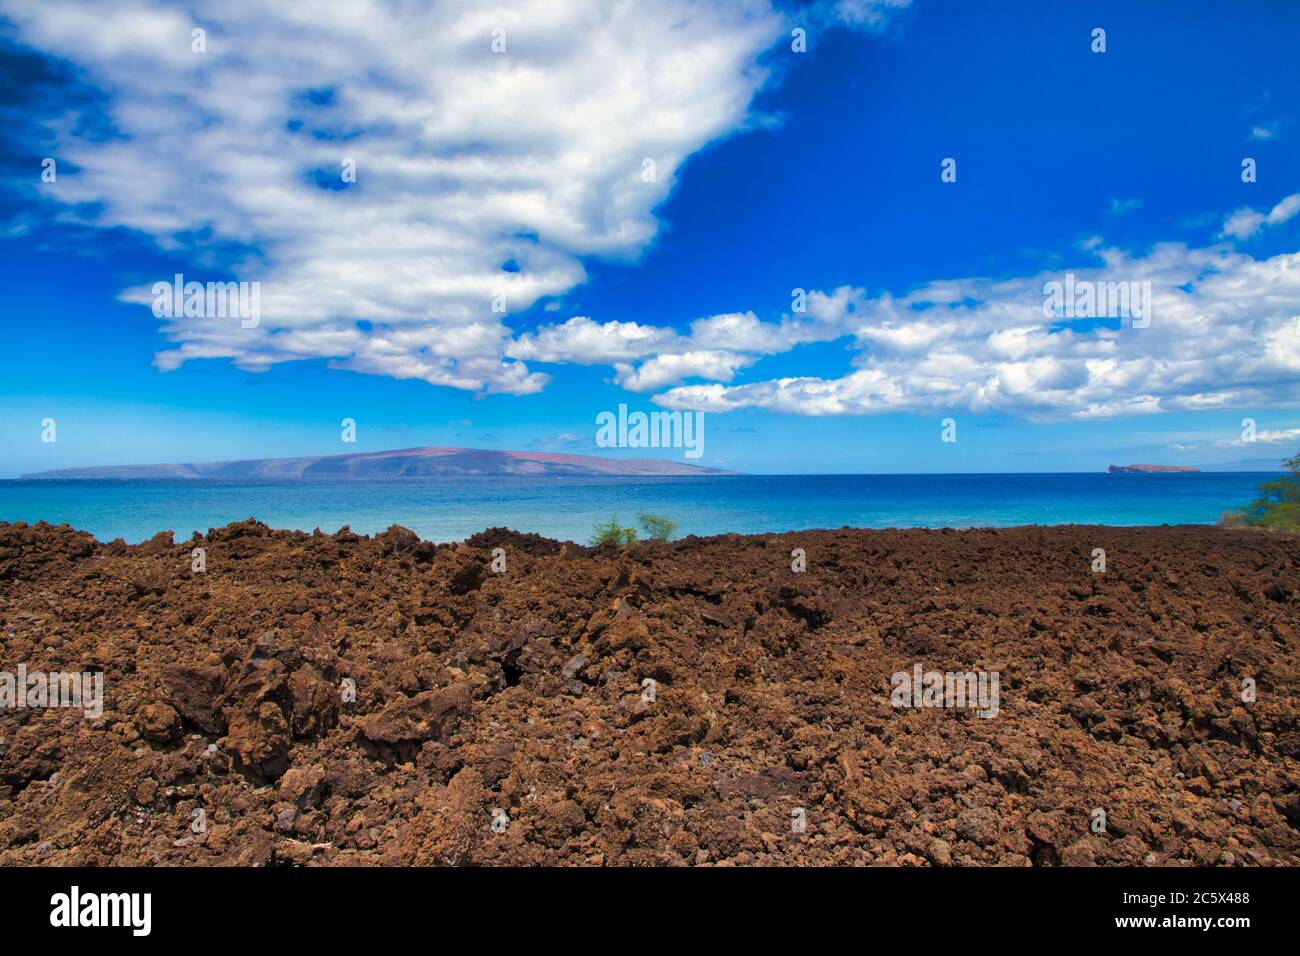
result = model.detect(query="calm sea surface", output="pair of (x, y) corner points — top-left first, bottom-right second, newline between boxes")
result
(0, 473), (1271, 544)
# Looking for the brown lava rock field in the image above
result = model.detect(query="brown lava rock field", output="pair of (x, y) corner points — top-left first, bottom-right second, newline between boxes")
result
(0, 519), (1297, 866)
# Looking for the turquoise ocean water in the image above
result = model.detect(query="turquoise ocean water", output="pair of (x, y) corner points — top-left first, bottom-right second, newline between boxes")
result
(0, 473), (1273, 544)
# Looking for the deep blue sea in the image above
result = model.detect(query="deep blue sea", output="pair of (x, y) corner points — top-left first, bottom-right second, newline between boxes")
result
(0, 473), (1272, 544)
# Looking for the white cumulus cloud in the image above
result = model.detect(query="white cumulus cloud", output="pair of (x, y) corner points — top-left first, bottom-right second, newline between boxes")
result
(11, 0), (856, 393)
(1220, 192), (1300, 240)
(649, 242), (1300, 421)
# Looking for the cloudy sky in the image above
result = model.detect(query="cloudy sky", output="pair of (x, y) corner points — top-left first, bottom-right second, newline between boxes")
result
(2, 0), (1298, 474)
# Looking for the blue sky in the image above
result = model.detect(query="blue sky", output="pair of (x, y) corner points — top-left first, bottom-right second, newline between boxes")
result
(2, 0), (1299, 477)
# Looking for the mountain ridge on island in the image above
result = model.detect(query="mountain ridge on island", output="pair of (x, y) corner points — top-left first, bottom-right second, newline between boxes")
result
(21, 447), (733, 480)
(1107, 463), (1202, 474)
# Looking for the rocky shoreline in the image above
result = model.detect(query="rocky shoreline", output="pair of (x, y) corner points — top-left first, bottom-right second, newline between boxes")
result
(0, 519), (1296, 866)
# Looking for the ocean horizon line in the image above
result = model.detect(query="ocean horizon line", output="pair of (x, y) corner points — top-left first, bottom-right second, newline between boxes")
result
(0, 468), (1285, 482)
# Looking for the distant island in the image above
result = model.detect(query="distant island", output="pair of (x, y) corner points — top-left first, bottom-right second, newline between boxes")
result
(1107, 464), (1201, 474)
(21, 447), (732, 480)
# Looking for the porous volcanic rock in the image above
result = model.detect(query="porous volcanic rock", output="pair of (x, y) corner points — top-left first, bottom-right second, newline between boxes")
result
(0, 519), (1296, 866)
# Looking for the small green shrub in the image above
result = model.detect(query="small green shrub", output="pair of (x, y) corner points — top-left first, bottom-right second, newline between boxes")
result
(637, 513), (678, 541)
(1217, 510), (1248, 528)
(1234, 453), (1300, 532)
(590, 516), (637, 548)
